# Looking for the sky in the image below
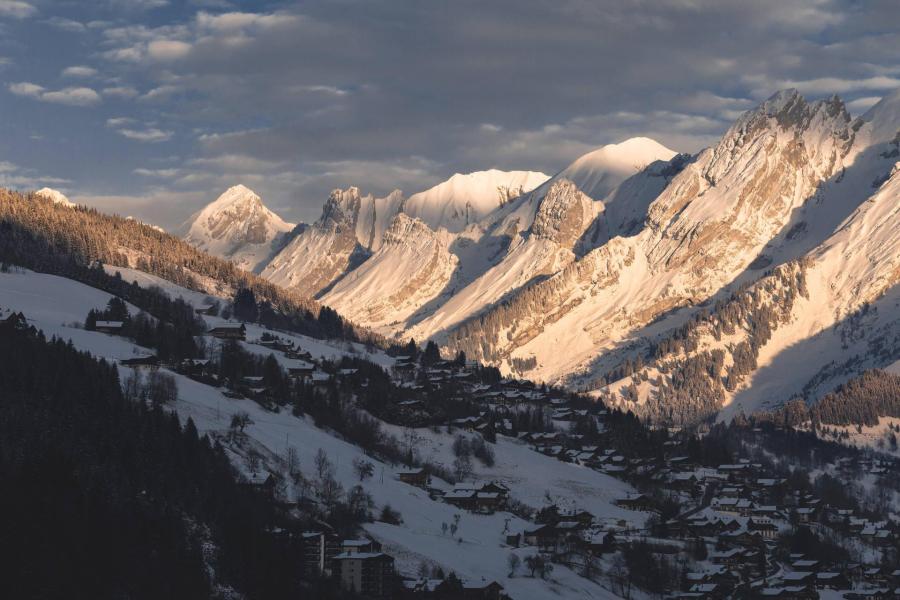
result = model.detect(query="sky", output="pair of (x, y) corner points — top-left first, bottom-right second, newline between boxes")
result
(0, 0), (898, 230)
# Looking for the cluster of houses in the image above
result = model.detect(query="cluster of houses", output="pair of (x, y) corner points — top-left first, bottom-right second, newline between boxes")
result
(288, 529), (508, 599)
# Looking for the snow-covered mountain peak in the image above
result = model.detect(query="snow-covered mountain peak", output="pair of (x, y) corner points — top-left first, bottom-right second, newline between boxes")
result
(35, 187), (75, 208)
(861, 88), (900, 145)
(404, 169), (548, 233)
(183, 184), (295, 273)
(554, 137), (677, 200)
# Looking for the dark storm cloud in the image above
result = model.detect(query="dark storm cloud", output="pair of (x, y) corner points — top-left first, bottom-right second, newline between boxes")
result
(1, 0), (898, 228)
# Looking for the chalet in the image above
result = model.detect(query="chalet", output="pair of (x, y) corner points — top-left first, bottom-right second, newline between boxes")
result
(524, 524), (563, 553)
(687, 583), (725, 599)
(793, 506), (819, 523)
(443, 489), (477, 511)
(287, 361), (316, 379)
(563, 509), (594, 528)
(815, 572), (849, 590)
(748, 518), (779, 539)
(119, 355), (159, 368)
(443, 482), (508, 514)
(180, 358), (214, 377)
(397, 468), (430, 488)
(333, 552), (394, 599)
(403, 578), (505, 600)
(208, 324), (246, 340)
(239, 471), (277, 497)
(340, 538), (381, 554)
(0, 311), (27, 330)
(709, 548), (745, 567)
(194, 304), (217, 316)
(445, 579), (505, 600)
(781, 572), (815, 586)
(95, 320), (124, 334)
(616, 493), (656, 512)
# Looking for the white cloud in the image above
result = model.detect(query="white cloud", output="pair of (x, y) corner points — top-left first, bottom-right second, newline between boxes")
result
(117, 127), (174, 142)
(62, 65), (99, 78)
(45, 17), (86, 32)
(147, 39), (192, 61)
(106, 116), (135, 127)
(102, 86), (139, 98)
(0, 1), (36, 19)
(0, 160), (69, 190)
(8, 81), (44, 97)
(196, 10), (297, 33)
(9, 81), (101, 106)
(134, 167), (181, 177)
(42, 87), (102, 106)
(139, 84), (180, 101)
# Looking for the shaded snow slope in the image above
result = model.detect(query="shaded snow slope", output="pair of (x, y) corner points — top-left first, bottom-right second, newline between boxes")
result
(0, 267), (639, 600)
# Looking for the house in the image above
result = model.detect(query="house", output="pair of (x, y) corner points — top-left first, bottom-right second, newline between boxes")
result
(398, 468), (430, 488)
(402, 578), (505, 600)
(287, 361), (316, 379)
(239, 471), (277, 497)
(180, 358), (214, 377)
(208, 324), (246, 340)
(616, 494), (656, 512)
(333, 552), (395, 599)
(119, 355), (159, 368)
(524, 524), (563, 553)
(95, 320), (124, 334)
(194, 304), (217, 316)
(340, 538), (381, 554)
(815, 572), (849, 590)
(0, 311), (27, 330)
(748, 518), (779, 539)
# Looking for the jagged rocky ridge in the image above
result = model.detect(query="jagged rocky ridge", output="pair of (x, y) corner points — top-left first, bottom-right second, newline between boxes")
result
(183, 90), (900, 425)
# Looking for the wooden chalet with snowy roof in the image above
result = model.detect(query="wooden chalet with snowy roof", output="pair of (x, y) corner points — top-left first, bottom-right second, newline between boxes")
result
(95, 320), (125, 334)
(208, 323), (246, 340)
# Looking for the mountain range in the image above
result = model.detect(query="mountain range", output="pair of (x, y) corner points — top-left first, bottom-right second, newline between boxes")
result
(181, 89), (900, 425)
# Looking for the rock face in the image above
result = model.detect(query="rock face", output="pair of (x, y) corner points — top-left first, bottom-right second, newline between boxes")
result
(182, 184), (295, 273)
(183, 90), (900, 425)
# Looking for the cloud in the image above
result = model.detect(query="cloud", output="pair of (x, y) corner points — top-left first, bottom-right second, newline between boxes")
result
(5, 0), (900, 225)
(45, 17), (86, 32)
(134, 167), (181, 177)
(105, 116), (173, 142)
(62, 65), (99, 78)
(117, 127), (174, 142)
(42, 87), (102, 106)
(102, 86), (139, 98)
(147, 39), (191, 61)
(0, 1), (36, 19)
(9, 82), (101, 106)
(0, 160), (69, 190)
(8, 81), (44, 97)
(106, 116), (135, 127)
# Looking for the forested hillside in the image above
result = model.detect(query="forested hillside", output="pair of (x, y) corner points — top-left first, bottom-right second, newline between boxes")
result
(0, 325), (352, 599)
(770, 369), (900, 428)
(0, 188), (378, 344)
